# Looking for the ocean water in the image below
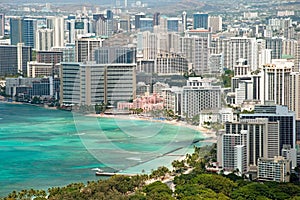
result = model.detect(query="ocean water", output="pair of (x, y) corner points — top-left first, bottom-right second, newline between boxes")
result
(0, 103), (208, 197)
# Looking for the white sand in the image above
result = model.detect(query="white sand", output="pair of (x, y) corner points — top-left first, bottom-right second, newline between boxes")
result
(85, 113), (217, 142)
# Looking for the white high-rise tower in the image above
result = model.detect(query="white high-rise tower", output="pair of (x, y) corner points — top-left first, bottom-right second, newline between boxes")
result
(47, 16), (65, 47)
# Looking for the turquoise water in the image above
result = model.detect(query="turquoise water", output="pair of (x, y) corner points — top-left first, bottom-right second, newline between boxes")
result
(0, 103), (206, 197)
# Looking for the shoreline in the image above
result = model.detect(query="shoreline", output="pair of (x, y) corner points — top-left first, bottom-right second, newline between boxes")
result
(86, 113), (217, 142)
(1, 101), (216, 141)
(1, 100), (216, 141)
(84, 113), (217, 174)
(0, 103), (216, 196)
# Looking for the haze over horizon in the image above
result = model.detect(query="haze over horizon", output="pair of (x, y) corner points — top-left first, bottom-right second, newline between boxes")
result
(2, 0), (182, 5)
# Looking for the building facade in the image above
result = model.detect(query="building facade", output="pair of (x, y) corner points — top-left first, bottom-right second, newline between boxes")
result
(257, 156), (291, 182)
(0, 13), (4, 37)
(182, 77), (221, 118)
(94, 46), (136, 64)
(75, 37), (103, 62)
(60, 62), (136, 106)
(156, 53), (188, 75)
(36, 29), (54, 51)
(241, 104), (296, 154)
(27, 61), (53, 78)
(0, 44), (32, 76)
(193, 13), (208, 29)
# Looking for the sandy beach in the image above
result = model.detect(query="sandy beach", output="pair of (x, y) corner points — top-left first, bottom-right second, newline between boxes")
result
(85, 113), (217, 143)
(84, 113), (217, 174)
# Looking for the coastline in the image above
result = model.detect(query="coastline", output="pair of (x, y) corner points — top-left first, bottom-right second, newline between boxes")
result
(1, 100), (216, 141)
(0, 103), (216, 196)
(86, 113), (217, 143)
(85, 113), (217, 174)
(1, 100), (217, 142)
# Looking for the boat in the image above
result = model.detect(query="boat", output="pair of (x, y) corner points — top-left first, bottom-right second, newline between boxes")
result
(95, 171), (117, 176)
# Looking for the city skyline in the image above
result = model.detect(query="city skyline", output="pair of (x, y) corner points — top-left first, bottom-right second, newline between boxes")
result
(1, 0), (300, 198)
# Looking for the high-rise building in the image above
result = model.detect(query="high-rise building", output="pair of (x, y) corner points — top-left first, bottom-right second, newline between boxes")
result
(241, 104), (296, 154)
(156, 53), (188, 75)
(36, 50), (63, 65)
(193, 13), (208, 30)
(52, 44), (75, 62)
(106, 10), (113, 20)
(153, 82), (169, 95)
(66, 15), (91, 43)
(0, 44), (32, 76)
(0, 13), (4, 37)
(208, 16), (222, 33)
(119, 18), (130, 32)
(295, 40), (300, 71)
(225, 118), (280, 167)
(211, 37), (231, 68)
(94, 14), (107, 37)
(10, 18), (37, 48)
(135, 13), (145, 30)
(10, 17), (23, 45)
(36, 29), (54, 51)
(266, 37), (283, 59)
(281, 145), (297, 169)
(60, 62), (136, 105)
(138, 31), (158, 60)
(289, 72), (300, 120)
(208, 53), (223, 74)
(140, 18), (153, 32)
(259, 49), (272, 68)
(36, 50), (63, 76)
(180, 32), (210, 75)
(93, 11), (114, 37)
(221, 130), (248, 173)
(22, 18), (37, 48)
(257, 156), (291, 182)
(94, 46), (136, 64)
(235, 79), (253, 105)
(182, 11), (187, 32)
(167, 18), (179, 32)
(282, 39), (297, 59)
(106, 10), (114, 37)
(157, 16), (168, 33)
(262, 59), (293, 106)
(5, 77), (59, 99)
(182, 77), (221, 118)
(136, 82), (150, 96)
(218, 116), (282, 174)
(234, 145), (247, 174)
(229, 37), (258, 71)
(153, 12), (160, 27)
(47, 16), (65, 47)
(29, 77), (60, 98)
(75, 37), (103, 62)
(163, 86), (182, 115)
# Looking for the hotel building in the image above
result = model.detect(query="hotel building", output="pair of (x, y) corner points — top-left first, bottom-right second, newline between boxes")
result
(257, 156), (291, 182)
(240, 104), (296, 153)
(0, 44), (32, 76)
(60, 62), (136, 106)
(182, 77), (221, 118)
